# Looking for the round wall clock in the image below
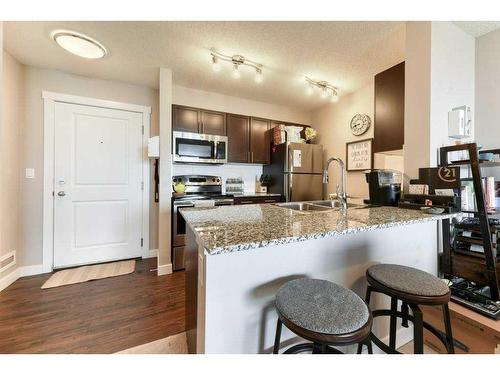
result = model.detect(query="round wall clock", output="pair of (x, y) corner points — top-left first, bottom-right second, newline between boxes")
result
(350, 114), (371, 136)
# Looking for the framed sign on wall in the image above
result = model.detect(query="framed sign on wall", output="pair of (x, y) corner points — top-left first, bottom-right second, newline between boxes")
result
(346, 138), (373, 171)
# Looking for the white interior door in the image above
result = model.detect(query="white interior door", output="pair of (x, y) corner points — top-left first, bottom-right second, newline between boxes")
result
(53, 102), (144, 268)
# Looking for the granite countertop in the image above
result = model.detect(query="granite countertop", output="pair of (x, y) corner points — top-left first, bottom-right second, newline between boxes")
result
(180, 203), (459, 256)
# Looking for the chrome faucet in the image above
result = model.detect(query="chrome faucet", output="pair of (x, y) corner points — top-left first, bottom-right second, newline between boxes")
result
(323, 157), (347, 214)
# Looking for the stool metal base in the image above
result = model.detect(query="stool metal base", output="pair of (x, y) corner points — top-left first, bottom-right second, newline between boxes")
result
(360, 285), (455, 354)
(273, 317), (373, 354)
(283, 343), (344, 354)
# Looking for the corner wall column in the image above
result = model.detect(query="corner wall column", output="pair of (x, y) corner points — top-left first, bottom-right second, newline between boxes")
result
(157, 68), (173, 275)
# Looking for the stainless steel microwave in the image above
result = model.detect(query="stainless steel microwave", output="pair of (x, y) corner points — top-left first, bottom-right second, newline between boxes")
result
(173, 131), (228, 164)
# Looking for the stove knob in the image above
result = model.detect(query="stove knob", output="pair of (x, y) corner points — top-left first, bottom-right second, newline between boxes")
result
(216, 178), (220, 183)
(212, 178), (216, 182)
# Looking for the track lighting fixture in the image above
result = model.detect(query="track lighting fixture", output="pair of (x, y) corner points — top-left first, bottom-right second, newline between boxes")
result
(210, 48), (263, 83)
(305, 77), (339, 102)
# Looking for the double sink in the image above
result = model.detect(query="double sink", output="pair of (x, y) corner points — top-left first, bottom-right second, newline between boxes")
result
(274, 200), (362, 212)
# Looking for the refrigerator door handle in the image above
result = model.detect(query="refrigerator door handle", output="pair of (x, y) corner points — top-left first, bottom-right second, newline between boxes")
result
(285, 174), (292, 202)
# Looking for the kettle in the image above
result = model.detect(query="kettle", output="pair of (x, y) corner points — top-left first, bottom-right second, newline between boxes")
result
(172, 181), (186, 194)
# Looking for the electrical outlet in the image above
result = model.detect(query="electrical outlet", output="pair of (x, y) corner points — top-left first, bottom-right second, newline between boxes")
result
(25, 168), (35, 179)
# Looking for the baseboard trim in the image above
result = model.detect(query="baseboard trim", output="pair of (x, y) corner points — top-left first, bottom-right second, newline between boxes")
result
(0, 267), (20, 292)
(0, 264), (46, 293)
(157, 263), (173, 276)
(143, 249), (158, 259)
(20, 264), (45, 277)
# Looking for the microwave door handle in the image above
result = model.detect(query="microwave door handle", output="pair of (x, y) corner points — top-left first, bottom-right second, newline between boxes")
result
(213, 140), (218, 159)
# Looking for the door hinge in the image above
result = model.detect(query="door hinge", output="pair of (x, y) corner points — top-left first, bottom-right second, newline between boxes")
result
(141, 181), (144, 190)
(142, 125), (144, 135)
(141, 238), (144, 247)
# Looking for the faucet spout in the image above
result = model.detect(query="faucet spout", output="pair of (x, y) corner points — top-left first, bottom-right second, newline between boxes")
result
(323, 156), (348, 214)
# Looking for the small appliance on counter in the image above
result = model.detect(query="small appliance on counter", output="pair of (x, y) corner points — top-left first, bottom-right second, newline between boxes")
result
(225, 177), (244, 194)
(364, 169), (402, 206)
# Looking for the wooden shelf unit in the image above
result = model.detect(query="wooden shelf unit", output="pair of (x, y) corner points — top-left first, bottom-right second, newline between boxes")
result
(439, 143), (500, 301)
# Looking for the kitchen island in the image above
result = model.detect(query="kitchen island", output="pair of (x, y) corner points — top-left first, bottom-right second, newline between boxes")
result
(181, 203), (458, 354)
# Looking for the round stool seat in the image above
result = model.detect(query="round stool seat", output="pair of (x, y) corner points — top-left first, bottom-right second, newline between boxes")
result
(367, 264), (449, 298)
(275, 278), (370, 336)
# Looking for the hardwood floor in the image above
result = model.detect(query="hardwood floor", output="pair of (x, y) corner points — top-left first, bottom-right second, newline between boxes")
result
(0, 258), (185, 353)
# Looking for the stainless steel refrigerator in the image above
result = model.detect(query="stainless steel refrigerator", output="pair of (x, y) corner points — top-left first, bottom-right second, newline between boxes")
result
(263, 142), (324, 202)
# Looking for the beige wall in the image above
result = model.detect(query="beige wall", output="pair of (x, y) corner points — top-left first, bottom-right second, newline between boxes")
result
(475, 27), (500, 150)
(173, 85), (311, 125)
(311, 82), (375, 201)
(1, 50), (23, 278)
(404, 22), (432, 179)
(20, 66), (159, 267)
(430, 22), (475, 164)
(404, 22), (475, 180)
(158, 69), (173, 274)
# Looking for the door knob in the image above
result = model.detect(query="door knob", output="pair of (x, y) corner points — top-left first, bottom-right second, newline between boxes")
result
(57, 191), (66, 197)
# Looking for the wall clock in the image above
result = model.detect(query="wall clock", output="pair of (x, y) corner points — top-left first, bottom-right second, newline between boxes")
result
(350, 114), (371, 136)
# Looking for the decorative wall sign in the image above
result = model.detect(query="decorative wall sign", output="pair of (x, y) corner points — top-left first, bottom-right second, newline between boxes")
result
(346, 138), (373, 171)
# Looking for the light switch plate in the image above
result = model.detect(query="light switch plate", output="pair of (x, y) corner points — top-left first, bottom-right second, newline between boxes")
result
(25, 168), (35, 179)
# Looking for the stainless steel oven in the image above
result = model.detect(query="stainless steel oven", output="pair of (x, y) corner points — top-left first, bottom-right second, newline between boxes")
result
(172, 175), (233, 271)
(173, 131), (228, 164)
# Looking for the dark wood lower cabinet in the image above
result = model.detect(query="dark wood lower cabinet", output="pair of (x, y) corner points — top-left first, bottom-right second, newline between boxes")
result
(227, 114), (250, 163)
(234, 196), (280, 205)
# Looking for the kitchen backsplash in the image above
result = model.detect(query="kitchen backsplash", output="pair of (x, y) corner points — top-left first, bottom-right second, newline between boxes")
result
(172, 163), (263, 193)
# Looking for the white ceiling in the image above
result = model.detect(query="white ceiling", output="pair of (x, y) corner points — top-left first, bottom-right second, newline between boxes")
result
(3, 21), (406, 111)
(454, 21), (500, 37)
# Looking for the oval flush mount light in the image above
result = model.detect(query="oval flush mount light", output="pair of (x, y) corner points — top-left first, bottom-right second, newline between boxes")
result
(52, 30), (107, 59)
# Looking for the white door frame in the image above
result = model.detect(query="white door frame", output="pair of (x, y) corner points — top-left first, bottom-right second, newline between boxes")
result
(42, 91), (151, 273)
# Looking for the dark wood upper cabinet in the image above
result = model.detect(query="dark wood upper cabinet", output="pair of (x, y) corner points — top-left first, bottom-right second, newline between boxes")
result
(200, 110), (226, 136)
(172, 105), (200, 133)
(374, 61), (405, 153)
(250, 117), (270, 164)
(227, 114), (250, 163)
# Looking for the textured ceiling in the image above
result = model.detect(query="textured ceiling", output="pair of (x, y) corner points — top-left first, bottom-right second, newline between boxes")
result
(454, 21), (500, 37)
(3, 21), (405, 111)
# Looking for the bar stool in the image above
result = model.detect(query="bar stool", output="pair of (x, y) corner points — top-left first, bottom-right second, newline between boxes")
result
(358, 264), (454, 354)
(273, 278), (373, 354)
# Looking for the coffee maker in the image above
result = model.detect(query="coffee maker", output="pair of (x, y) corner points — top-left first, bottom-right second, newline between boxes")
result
(365, 170), (401, 206)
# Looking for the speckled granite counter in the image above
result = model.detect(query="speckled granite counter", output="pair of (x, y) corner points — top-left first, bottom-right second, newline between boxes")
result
(180, 204), (459, 256)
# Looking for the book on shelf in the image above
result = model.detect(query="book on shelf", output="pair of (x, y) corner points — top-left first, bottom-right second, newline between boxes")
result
(460, 177), (498, 211)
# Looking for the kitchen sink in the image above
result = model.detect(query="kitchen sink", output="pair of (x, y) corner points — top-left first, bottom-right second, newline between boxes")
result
(308, 200), (360, 209)
(275, 200), (372, 213)
(275, 202), (333, 212)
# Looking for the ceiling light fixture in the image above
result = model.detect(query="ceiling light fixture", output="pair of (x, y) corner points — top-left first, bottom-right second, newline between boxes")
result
(232, 64), (241, 79)
(210, 48), (263, 83)
(254, 68), (263, 83)
(212, 55), (221, 72)
(305, 77), (339, 103)
(52, 30), (107, 59)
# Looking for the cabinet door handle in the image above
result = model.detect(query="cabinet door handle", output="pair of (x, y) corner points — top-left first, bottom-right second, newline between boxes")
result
(240, 200), (253, 204)
(251, 151), (254, 163)
(264, 199), (276, 203)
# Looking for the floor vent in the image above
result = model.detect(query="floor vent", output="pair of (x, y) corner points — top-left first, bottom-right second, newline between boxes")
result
(0, 251), (16, 274)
